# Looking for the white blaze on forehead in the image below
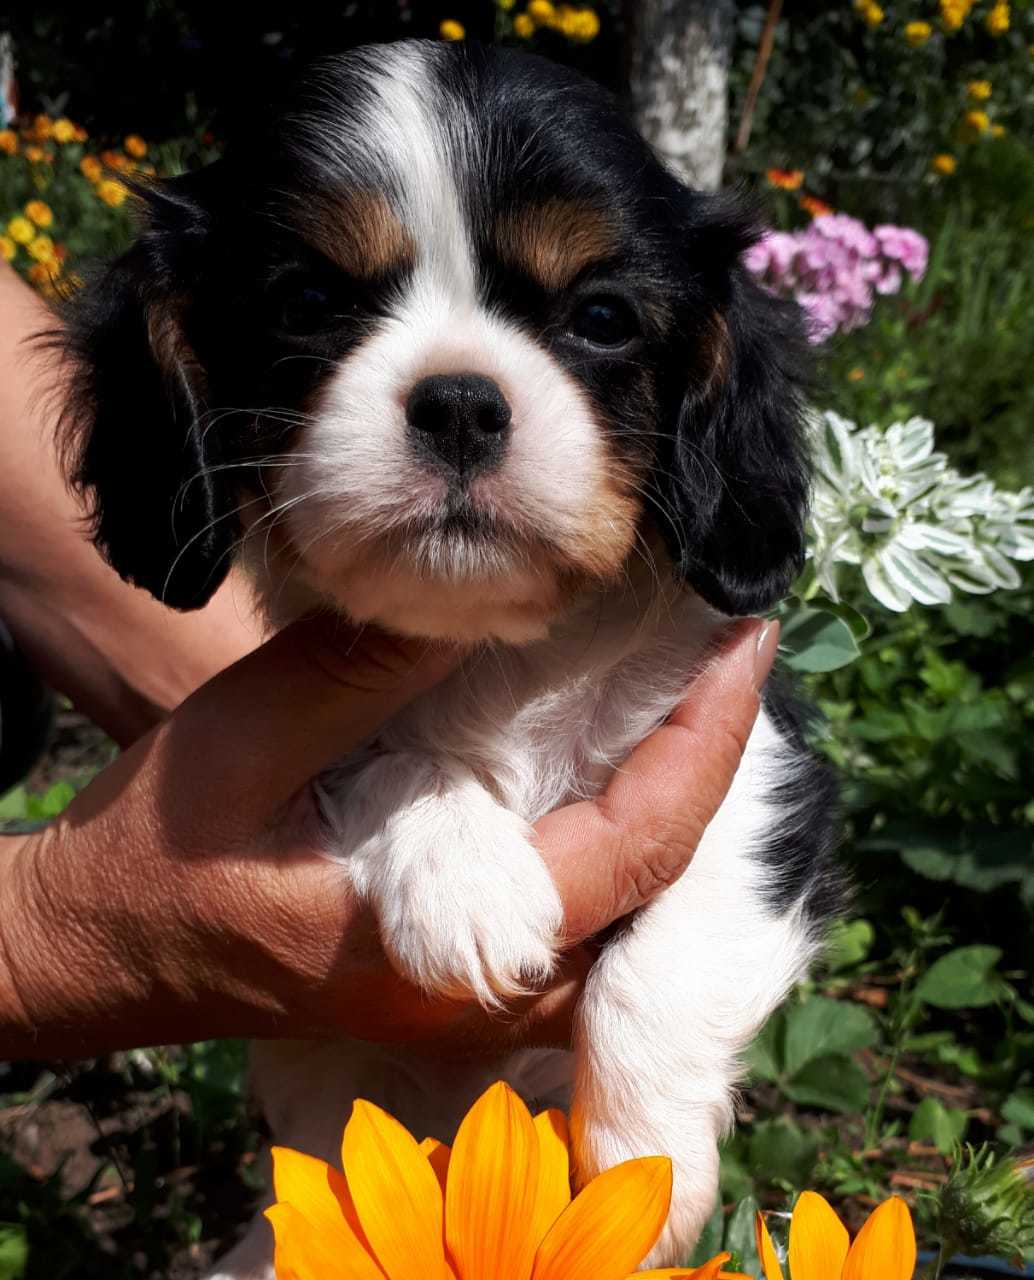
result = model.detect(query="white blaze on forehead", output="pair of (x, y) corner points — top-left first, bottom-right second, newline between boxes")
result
(360, 42), (477, 307)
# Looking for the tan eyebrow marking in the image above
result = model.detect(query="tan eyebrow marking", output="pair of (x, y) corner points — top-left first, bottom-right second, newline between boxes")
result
(496, 199), (619, 291)
(300, 190), (416, 280)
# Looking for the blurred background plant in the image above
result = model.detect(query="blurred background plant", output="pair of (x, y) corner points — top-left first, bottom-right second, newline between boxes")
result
(1, 2), (1033, 1277)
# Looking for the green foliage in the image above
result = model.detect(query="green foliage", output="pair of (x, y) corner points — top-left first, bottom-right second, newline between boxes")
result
(730, 2), (1034, 220)
(822, 205), (1034, 489)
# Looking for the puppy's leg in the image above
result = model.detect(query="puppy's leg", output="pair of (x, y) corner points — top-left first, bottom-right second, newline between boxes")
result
(571, 721), (834, 1267)
(323, 752), (562, 1003)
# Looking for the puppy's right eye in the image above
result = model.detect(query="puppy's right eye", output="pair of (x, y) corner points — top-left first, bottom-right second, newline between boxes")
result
(273, 274), (350, 336)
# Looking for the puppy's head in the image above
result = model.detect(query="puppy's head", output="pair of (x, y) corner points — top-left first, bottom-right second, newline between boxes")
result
(58, 40), (810, 642)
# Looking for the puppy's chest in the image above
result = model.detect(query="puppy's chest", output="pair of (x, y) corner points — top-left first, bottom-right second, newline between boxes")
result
(375, 595), (722, 821)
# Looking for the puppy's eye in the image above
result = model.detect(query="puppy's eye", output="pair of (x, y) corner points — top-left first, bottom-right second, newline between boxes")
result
(274, 275), (348, 336)
(568, 295), (639, 348)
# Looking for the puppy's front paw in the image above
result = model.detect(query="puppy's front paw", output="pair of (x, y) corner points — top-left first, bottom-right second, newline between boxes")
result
(375, 804), (562, 1005)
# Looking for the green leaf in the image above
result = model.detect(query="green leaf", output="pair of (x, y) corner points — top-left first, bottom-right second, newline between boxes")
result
(0, 1225), (27, 1280)
(784, 1054), (871, 1113)
(908, 1098), (968, 1153)
(724, 1195), (761, 1275)
(1001, 1088), (1034, 1133)
(748, 1118), (820, 1187)
(915, 946), (1003, 1009)
(780, 607), (862, 673)
(824, 919), (875, 972)
(745, 1010), (786, 1082)
(0, 789), (29, 822)
(783, 996), (879, 1077)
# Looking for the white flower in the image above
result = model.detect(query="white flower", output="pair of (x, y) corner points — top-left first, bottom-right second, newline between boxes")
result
(807, 410), (1034, 611)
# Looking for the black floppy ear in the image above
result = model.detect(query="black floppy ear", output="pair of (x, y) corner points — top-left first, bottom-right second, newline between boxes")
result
(55, 178), (236, 611)
(655, 216), (812, 617)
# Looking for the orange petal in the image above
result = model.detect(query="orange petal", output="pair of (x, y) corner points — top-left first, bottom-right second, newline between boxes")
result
(531, 1156), (672, 1280)
(419, 1136), (452, 1196)
(637, 1253), (748, 1279)
(789, 1191), (849, 1280)
(843, 1196), (916, 1280)
(270, 1147), (368, 1259)
(266, 1200), (385, 1280)
(756, 1211), (786, 1280)
(342, 1099), (450, 1280)
(445, 1081), (541, 1280)
(530, 1109), (571, 1243)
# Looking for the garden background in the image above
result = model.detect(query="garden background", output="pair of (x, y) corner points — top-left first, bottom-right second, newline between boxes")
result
(1, 2), (1033, 1276)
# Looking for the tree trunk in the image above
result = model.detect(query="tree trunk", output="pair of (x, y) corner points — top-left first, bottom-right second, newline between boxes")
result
(625, 0), (736, 192)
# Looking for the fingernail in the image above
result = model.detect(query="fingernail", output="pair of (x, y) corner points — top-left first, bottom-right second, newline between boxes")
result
(753, 619), (780, 691)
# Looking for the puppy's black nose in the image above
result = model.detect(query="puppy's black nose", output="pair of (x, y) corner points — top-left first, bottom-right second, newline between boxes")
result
(406, 373), (511, 478)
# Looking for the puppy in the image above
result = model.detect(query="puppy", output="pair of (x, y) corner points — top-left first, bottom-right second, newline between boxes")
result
(58, 40), (842, 1275)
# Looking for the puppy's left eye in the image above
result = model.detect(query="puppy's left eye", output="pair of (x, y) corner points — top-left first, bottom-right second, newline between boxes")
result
(568, 295), (640, 348)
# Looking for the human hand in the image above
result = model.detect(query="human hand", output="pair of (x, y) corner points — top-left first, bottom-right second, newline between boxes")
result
(0, 615), (778, 1059)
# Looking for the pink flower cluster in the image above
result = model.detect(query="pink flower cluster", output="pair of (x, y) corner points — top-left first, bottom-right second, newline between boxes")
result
(743, 214), (929, 343)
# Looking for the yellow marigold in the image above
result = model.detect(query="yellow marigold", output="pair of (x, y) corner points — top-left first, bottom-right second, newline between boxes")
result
(857, 1), (885, 28)
(51, 118), (77, 143)
(528, 0), (556, 23)
(991, 123), (1006, 137)
(965, 109), (990, 132)
(0, 130), (17, 156)
(27, 234), (56, 263)
(967, 80), (991, 100)
(80, 155), (103, 182)
(932, 152), (957, 174)
(905, 20), (932, 45)
(7, 216), (35, 246)
(499, 0), (517, 8)
(96, 178), (128, 208)
(566, 8), (600, 40)
(987, 2), (1009, 34)
(0, 236), (15, 262)
(514, 12), (535, 36)
(123, 134), (147, 157)
(766, 168), (805, 190)
(940, 0), (973, 31)
(439, 18), (465, 40)
(24, 200), (54, 228)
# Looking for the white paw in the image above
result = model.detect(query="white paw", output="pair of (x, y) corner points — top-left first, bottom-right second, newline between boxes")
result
(376, 809), (562, 1004)
(322, 753), (563, 1005)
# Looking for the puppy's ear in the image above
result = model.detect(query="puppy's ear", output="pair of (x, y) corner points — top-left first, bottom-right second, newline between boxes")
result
(54, 178), (236, 610)
(654, 207), (812, 617)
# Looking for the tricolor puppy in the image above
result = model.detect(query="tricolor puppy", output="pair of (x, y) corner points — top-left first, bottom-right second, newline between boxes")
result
(60, 40), (841, 1275)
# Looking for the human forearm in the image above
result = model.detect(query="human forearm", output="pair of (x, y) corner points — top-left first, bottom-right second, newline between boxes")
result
(0, 262), (261, 744)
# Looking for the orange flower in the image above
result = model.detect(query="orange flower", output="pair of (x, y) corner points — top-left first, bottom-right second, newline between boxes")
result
(100, 148), (131, 172)
(80, 155), (103, 182)
(24, 200), (54, 228)
(800, 195), (834, 217)
(0, 129), (17, 156)
(124, 134), (147, 157)
(756, 1191), (916, 1280)
(266, 1081), (738, 1280)
(23, 145), (50, 164)
(766, 168), (804, 190)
